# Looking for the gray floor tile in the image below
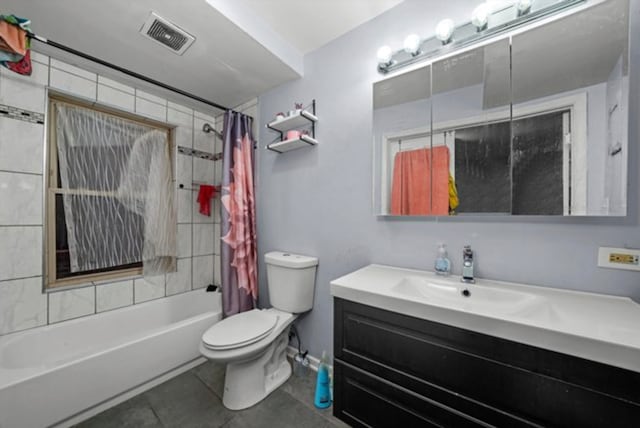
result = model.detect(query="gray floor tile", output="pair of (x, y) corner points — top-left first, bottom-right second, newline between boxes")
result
(281, 368), (349, 428)
(192, 360), (226, 399)
(77, 361), (347, 428)
(224, 389), (330, 428)
(74, 394), (162, 428)
(143, 371), (234, 428)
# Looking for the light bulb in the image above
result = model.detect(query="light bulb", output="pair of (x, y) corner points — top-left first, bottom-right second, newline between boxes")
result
(517, 0), (532, 16)
(435, 19), (455, 44)
(376, 45), (393, 65)
(403, 34), (421, 56)
(471, 3), (489, 30)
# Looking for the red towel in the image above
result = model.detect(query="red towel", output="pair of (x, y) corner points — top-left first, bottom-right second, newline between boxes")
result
(197, 185), (217, 216)
(7, 48), (31, 76)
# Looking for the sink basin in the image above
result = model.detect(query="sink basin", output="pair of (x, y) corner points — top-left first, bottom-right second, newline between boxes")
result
(331, 264), (640, 373)
(391, 276), (544, 316)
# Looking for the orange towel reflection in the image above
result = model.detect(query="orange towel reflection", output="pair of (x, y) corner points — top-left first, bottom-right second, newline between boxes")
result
(390, 146), (450, 216)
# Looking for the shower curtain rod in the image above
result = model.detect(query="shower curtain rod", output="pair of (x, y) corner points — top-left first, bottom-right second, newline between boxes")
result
(27, 32), (230, 112)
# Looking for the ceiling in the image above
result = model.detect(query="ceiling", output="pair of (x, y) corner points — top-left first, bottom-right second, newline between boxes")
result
(0, 0), (405, 113)
(239, 0), (405, 54)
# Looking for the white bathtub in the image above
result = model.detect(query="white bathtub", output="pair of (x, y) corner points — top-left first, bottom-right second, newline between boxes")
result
(0, 289), (221, 428)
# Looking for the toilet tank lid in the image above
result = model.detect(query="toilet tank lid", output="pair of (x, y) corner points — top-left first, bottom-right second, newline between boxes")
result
(265, 251), (318, 269)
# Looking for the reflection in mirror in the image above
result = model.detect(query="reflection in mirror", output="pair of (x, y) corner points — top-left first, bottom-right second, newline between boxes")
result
(373, 66), (431, 215)
(431, 39), (511, 215)
(511, 0), (629, 215)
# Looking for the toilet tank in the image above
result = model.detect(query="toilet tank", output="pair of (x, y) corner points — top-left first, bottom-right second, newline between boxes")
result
(265, 251), (318, 313)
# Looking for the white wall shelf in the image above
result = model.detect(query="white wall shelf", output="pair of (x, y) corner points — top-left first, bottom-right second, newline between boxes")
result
(266, 99), (318, 154)
(267, 135), (318, 153)
(267, 110), (317, 133)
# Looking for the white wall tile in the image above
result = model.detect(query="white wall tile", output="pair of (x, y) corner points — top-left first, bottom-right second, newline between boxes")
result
(0, 172), (42, 225)
(193, 189), (214, 224)
(177, 189), (192, 223)
(168, 108), (192, 127)
(193, 223), (214, 256)
(50, 68), (97, 100)
(0, 118), (44, 174)
(50, 59), (97, 81)
(193, 158), (214, 183)
(213, 198), (221, 224)
(166, 258), (191, 295)
(214, 255), (221, 286)
(173, 125), (193, 149)
(135, 97), (166, 121)
(193, 255), (214, 290)
(134, 275), (165, 303)
(97, 84), (135, 111)
(96, 280), (133, 312)
(194, 116), (215, 153)
(214, 223), (221, 255)
(0, 277), (47, 334)
(214, 160), (222, 184)
(168, 101), (193, 115)
(176, 153), (192, 187)
(98, 76), (134, 94)
(0, 226), (42, 281)
(31, 51), (49, 65)
(136, 90), (166, 105)
(0, 61), (48, 112)
(194, 110), (216, 123)
(177, 224), (192, 258)
(49, 286), (95, 323)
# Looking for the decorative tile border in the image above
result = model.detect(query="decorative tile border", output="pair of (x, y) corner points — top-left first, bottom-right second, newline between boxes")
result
(0, 104), (45, 125)
(177, 146), (222, 161)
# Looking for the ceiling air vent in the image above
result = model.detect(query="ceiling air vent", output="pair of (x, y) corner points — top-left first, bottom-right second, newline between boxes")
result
(140, 12), (195, 55)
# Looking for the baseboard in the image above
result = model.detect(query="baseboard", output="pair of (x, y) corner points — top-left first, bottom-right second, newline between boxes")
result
(54, 357), (207, 428)
(286, 345), (332, 374)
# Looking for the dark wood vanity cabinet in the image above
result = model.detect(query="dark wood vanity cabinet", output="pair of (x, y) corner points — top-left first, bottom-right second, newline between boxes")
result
(333, 298), (640, 428)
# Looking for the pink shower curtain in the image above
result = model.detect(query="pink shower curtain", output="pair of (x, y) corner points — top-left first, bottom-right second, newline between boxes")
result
(220, 111), (257, 317)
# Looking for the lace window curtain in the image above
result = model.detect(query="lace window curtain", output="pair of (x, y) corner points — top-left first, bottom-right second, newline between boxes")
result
(55, 102), (176, 276)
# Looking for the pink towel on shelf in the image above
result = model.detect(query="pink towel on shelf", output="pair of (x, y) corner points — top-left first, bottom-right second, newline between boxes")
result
(390, 146), (450, 216)
(197, 185), (217, 216)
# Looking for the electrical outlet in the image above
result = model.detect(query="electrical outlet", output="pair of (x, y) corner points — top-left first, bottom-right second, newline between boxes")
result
(598, 247), (640, 272)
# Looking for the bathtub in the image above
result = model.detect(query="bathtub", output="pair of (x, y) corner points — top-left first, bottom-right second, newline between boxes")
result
(0, 289), (221, 428)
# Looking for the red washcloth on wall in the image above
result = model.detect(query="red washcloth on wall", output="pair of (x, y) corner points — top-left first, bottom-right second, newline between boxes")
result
(197, 185), (217, 216)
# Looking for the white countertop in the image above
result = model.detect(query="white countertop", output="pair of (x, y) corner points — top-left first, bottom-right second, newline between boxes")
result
(330, 264), (640, 373)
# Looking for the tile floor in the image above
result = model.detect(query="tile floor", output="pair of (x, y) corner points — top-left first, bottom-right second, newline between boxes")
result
(75, 360), (349, 428)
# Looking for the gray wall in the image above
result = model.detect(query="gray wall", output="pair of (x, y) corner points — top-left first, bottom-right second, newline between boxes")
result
(256, 0), (640, 358)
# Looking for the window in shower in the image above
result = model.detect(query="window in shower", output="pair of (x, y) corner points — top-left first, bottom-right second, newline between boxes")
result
(45, 94), (175, 289)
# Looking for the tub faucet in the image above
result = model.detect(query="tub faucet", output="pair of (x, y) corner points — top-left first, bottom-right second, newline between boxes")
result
(461, 245), (475, 284)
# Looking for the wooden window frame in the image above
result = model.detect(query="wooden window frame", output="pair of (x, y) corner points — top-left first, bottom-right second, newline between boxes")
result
(45, 93), (173, 289)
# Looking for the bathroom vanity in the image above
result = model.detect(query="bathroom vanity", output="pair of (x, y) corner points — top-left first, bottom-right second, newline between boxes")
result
(331, 265), (640, 427)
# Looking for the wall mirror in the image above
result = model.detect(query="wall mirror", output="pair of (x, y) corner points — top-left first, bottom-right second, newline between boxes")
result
(373, 0), (629, 217)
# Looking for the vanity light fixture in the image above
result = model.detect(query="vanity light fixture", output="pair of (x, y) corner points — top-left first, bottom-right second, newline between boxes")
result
(374, 0), (585, 75)
(403, 34), (422, 56)
(471, 3), (490, 31)
(517, 0), (533, 16)
(435, 19), (455, 44)
(376, 45), (394, 70)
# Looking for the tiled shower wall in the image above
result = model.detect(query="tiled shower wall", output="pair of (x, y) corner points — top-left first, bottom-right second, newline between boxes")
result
(0, 51), (255, 335)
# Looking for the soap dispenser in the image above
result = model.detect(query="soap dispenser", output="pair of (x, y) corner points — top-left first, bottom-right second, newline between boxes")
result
(434, 244), (451, 276)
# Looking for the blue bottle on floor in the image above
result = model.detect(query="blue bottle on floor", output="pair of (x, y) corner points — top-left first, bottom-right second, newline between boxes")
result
(314, 351), (331, 409)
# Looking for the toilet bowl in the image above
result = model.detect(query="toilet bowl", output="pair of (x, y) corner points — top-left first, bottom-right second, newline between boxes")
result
(200, 251), (318, 410)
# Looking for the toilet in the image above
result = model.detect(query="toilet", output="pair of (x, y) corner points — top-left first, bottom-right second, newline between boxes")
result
(199, 251), (318, 410)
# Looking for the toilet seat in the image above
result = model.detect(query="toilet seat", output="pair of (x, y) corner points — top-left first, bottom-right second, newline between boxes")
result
(202, 309), (279, 351)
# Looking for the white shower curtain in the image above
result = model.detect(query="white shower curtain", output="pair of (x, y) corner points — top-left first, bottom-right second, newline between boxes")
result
(55, 103), (176, 276)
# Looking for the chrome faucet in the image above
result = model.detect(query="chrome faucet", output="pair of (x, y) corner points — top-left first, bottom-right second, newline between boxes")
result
(461, 245), (475, 284)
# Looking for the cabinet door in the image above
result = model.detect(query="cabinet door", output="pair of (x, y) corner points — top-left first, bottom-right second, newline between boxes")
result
(334, 361), (486, 428)
(334, 298), (640, 428)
